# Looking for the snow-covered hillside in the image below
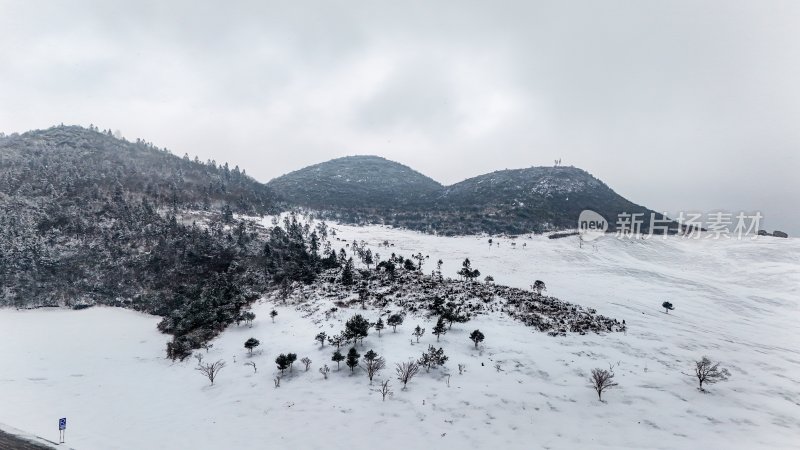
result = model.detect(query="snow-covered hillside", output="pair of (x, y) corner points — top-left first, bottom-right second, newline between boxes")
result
(2, 224), (798, 449)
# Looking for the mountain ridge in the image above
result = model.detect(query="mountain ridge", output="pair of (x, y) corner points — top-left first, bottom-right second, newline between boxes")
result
(267, 156), (660, 235)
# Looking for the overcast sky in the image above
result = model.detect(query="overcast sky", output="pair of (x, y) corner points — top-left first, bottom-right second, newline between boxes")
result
(1, 0), (798, 233)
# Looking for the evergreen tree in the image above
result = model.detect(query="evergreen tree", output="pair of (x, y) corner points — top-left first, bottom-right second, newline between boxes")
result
(387, 313), (404, 332)
(346, 347), (360, 372)
(341, 257), (355, 286)
(469, 329), (485, 348)
(412, 325), (425, 343)
(244, 337), (260, 355)
(276, 354), (290, 375)
(315, 331), (327, 347)
(332, 350), (345, 370)
(432, 316), (448, 341)
(286, 353), (297, 372)
(374, 317), (385, 336)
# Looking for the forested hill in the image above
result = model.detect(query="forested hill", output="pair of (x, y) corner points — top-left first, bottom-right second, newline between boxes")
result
(0, 125), (276, 213)
(0, 125), (319, 359)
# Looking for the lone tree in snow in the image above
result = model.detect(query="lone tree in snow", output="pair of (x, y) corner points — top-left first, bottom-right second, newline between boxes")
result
(244, 337), (260, 355)
(387, 314), (404, 332)
(412, 325), (425, 343)
(275, 354), (290, 375)
(396, 361), (420, 390)
(361, 350), (386, 383)
(301, 357), (312, 371)
(432, 316), (448, 341)
(532, 280), (546, 296)
(346, 347), (361, 373)
(692, 356), (730, 391)
(374, 317), (385, 336)
(332, 350), (345, 370)
(469, 329), (485, 348)
(662, 301), (675, 314)
(196, 360), (226, 385)
(376, 379), (392, 401)
(590, 364), (619, 401)
(315, 332), (327, 348)
(319, 364), (330, 379)
(270, 309), (278, 322)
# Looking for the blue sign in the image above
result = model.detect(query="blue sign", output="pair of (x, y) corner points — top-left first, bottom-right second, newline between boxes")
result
(59, 418), (66, 430)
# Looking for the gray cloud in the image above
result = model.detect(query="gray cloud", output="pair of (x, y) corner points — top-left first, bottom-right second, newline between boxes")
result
(1, 0), (798, 233)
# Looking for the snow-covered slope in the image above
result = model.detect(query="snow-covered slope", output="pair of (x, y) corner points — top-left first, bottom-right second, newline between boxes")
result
(1, 225), (798, 449)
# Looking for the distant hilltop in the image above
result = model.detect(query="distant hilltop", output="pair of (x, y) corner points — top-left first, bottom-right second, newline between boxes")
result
(268, 155), (664, 235)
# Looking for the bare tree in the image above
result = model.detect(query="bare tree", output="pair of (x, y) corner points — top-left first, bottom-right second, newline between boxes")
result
(375, 379), (392, 401)
(196, 360), (226, 385)
(193, 353), (204, 366)
(245, 361), (257, 373)
(361, 356), (386, 383)
(301, 357), (312, 371)
(319, 364), (330, 379)
(590, 364), (619, 401)
(201, 343), (213, 353)
(396, 361), (420, 390)
(693, 356), (730, 391)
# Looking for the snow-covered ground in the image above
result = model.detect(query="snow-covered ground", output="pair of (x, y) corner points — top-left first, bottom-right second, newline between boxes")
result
(1, 224), (799, 449)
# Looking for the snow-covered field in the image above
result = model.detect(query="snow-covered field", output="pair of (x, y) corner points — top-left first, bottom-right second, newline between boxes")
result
(2, 224), (799, 449)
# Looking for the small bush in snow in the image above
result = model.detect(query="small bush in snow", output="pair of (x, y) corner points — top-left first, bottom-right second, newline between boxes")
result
(319, 364), (330, 379)
(270, 309), (278, 322)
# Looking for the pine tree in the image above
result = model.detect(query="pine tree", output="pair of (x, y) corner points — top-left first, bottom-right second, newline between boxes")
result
(387, 314), (403, 332)
(332, 350), (345, 370)
(341, 257), (355, 286)
(315, 331), (327, 347)
(432, 316), (448, 341)
(275, 354), (289, 375)
(374, 318), (385, 337)
(286, 353), (297, 372)
(244, 337), (260, 355)
(346, 347), (360, 372)
(412, 325), (425, 343)
(469, 329), (485, 348)
(270, 309), (278, 322)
